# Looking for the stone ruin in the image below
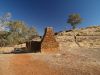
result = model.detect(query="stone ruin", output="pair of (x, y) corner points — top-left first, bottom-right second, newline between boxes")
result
(26, 27), (59, 53)
(41, 27), (59, 53)
(26, 41), (41, 52)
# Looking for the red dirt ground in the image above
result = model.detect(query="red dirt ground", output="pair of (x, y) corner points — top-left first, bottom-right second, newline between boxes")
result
(0, 54), (63, 75)
(0, 48), (100, 75)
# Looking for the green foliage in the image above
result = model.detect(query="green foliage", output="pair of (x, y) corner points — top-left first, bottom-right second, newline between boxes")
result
(67, 13), (82, 29)
(0, 13), (39, 47)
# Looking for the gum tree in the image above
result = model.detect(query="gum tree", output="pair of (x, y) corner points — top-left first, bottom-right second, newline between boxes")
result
(67, 13), (82, 30)
(67, 13), (82, 47)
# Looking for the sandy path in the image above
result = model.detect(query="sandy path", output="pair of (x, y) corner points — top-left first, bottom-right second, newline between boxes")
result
(0, 55), (14, 75)
(0, 48), (100, 75)
(0, 54), (61, 75)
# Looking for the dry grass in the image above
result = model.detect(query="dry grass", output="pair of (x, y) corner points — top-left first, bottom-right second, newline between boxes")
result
(0, 48), (100, 75)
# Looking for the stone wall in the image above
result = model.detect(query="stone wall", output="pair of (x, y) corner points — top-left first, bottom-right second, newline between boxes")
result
(0, 47), (14, 53)
(41, 27), (59, 53)
(56, 35), (100, 49)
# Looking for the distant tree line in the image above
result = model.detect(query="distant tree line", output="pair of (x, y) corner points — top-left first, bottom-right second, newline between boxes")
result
(0, 13), (38, 47)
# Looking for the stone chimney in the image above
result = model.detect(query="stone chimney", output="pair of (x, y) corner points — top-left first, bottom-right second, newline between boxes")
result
(41, 27), (59, 53)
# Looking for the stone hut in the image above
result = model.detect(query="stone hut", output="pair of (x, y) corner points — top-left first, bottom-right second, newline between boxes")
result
(41, 27), (59, 53)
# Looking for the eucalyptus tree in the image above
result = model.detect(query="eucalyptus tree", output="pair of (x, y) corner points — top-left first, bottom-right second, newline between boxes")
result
(0, 12), (39, 47)
(67, 13), (82, 47)
(8, 21), (39, 45)
(67, 13), (82, 30)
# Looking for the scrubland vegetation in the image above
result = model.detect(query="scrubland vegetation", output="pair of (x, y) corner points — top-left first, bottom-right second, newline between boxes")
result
(0, 13), (38, 47)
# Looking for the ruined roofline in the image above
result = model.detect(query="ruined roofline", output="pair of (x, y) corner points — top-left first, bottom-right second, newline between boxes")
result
(41, 27), (54, 42)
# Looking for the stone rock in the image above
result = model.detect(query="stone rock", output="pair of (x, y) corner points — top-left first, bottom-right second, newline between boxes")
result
(41, 27), (59, 53)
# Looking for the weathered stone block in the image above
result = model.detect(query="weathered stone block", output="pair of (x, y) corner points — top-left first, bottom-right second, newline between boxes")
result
(41, 27), (59, 53)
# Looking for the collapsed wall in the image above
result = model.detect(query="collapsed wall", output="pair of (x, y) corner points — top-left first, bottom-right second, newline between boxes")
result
(41, 27), (59, 53)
